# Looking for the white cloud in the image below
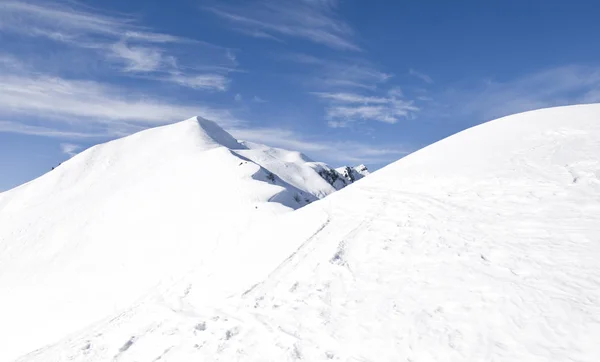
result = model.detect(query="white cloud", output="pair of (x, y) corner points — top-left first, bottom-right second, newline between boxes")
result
(0, 1), (182, 43)
(106, 39), (233, 89)
(281, 53), (414, 127)
(60, 143), (81, 157)
(110, 41), (166, 72)
(123, 31), (185, 44)
(0, 1), (242, 148)
(107, 43), (231, 90)
(235, 93), (243, 102)
(409, 68), (434, 84)
(253, 96), (268, 103)
(325, 104), (416, 124)
(107, 41), (231, 90)
(0, 74), (240, 134)
(313, 92), (419, 125)
(231, 127), (409, 165)
(205, 0), (359, 51)
(312, 92), (391, 104)
(0, 1), (235, 90)
(165, 73), (229, 91)
(283, 53), (392, 90)
(0, 121), (104, 139)
(233, 28), (285, 42)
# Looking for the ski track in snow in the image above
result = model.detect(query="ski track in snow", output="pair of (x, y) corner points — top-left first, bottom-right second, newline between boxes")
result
(4, 105), (600, 361)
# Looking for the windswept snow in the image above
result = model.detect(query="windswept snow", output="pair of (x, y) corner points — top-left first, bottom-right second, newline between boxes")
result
(4, 104), (600, 361)
(0, 116), (355, 361)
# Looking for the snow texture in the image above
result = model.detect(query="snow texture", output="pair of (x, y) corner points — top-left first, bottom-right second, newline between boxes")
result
(3, 105), (600, 361)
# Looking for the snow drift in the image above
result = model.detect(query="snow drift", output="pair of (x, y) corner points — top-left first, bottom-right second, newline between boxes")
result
(4, 104), (600, 361)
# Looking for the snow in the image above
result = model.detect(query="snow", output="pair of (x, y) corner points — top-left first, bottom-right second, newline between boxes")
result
(0, 116), (351, 361)
(4, 104), (600, 361)
(335, 164), (370, 183)
(236, 141), (347, 199)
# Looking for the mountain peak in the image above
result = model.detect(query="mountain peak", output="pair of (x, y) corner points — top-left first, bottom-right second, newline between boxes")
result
(335, 164), (369, 183)
(184, 116), (245, 150)
(354, 164), (369, 175)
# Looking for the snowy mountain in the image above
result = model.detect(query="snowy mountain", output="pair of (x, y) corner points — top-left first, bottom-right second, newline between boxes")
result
(335, 164), (370, 183)
(5, 104), (600, 362)
(235, 141), (358, 198)
(0, 116), (362, 361)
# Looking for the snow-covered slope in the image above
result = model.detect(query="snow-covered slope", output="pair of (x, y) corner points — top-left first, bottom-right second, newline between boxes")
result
(0, 116), (356, 361)
(14, 104), (600, 362)
(237, 141), (350, 198)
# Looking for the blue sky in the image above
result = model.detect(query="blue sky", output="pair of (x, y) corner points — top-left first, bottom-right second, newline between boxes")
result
(1, 0), (600, 191)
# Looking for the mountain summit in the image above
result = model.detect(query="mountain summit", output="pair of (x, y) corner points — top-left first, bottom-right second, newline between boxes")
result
(188, 116), (247, 150)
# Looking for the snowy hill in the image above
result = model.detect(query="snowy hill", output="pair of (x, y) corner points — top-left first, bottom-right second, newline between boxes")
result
(0, 116), (361, 361)
(6, 104), (600, 362)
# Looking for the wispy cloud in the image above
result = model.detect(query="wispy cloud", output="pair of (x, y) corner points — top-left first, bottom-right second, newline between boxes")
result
(110, 41), (168, 72)
(253, 96), (268, 103)
(122, 31), (184, 44)
(0, 73), (240, 139)
(278, 52), (417, 128)
(234, 28), (285, 42)
(107, 42), (231, 90)
(231, 127), (410, 165)
(312, 92), (391, 104)
(313, 91), (419, 126)
(283, 52), (393, 90)
(0, 1), (241, 145)
(409, 68), (434, 84)
(0, 121), (105, 139)
(205, 0), (359, 51)
(60, 143), (81, 157)
(321, 65), (392, 90)
(0, 1), (234, 90)
(164, 73), (229, 91)
(0, 1), (181, 43)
